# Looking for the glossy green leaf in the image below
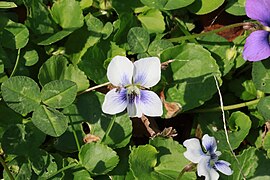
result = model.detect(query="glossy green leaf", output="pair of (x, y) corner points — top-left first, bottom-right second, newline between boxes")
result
(263, 132), (270, 150)
(164, 0), (195, 10)
(150, 137), (196, 179)
(257, 96), (270, 121)
(25, 0), (56, 35)
(1, 76), (41, 115)
(0, 1), (17, 8)
(41, 80), (77, 108)
(188, 0), (225, 15)
(38, 55), (89, 92)
(80, 0), (93, 10)
(252, 60), (270, 93)
(199, 111), (251, 151)
(129, 144), (158, 179)
(51, 0), (84, 29)
(0, 19), (29, 49)
(22, 49), (39, 66)
(148, 39), (173, 57)
(32, 105), (68, 137)
(161, 43), (221, 112)
(78, 44), (108, 84)
(198, 33), (234, 75)
(138, 9), (165, 34)
(111, 0), (140, 44)
(229, 78), (257, 101)
(79, 143), (119, 175)
(64, 65), (90, 92)
(221, 147), (270, 179)
(102, 22), (114, 39)
(140, 0), (195, 10)
(65, 26), (101, 65)
(127, 27), (150, 53)
(225, 0), (246, 16)
(37, 30), (73, 45)
(1, 123), (46, 155)
(85, 13), (104, 33)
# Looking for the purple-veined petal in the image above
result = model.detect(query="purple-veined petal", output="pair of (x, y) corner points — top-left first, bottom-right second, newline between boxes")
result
(137, 90), (163, 117)
(102, 88), (128, 115)
(215, 160), (233, 176)
(133, 57), (161, 88)
(202, 134), (217, 154)
(246, 0), (270, 26)
(183, 138), (204, 163)
(197, 156), (219, 180)
(243, 31), (270, 61)
(107, 56), (133, 86)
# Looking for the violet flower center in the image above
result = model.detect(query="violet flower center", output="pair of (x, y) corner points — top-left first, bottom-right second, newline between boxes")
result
(126, 85), (140, 104)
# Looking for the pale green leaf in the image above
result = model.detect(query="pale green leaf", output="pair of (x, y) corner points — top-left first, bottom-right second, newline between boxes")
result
(32, 105), (68, 137)
(1, 76), (41, 115)
(51, 0), (84, 29)
(127, 27), (150, 53)
(79, 143), (119, 175)
(41, 80), (77, 108)
(188, 0), (225, 15)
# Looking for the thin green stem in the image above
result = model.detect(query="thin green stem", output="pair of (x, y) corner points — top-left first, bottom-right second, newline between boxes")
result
(47, 163), (78, 179)
(10, 48), (21, 77)
(168, 22), (248, 43)
(77, 82), (111, 96)
(177, 163), (195, 180)
(101, 115), (116, 142)
(190, 98), (261, 113)
(0, 155), (15, 180)
(174, 17), (197, 43)
(68, 117), (81, 152)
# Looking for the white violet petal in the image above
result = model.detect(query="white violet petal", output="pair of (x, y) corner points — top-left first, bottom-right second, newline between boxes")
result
(133, 57), (161, 88)
(183, 138), (204, 163)
(138, 90), (163, 117)
(102, 88), (128, 115)
(107, 56), (133, 86)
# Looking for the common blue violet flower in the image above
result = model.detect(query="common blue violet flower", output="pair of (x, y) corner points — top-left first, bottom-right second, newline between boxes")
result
(243, 0), (270, 61)
(102, 56), (163, 118)
(183, 134), (233, 180)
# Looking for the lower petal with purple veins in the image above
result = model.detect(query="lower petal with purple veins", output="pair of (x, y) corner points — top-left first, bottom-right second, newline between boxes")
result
(215, 160), (233, 176)
(243, 30), (270, 61)
(198, 156), (219, 180)
(137, 90), (163, 117)
(102, 88), (128, 115)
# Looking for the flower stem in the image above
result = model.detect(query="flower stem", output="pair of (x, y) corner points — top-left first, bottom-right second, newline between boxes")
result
(10, 48), (21, 77)
(168, 22), (248, 43)
(77, 82), (111, 96)
(101, 115), (116, 142)
(174, 17), (198, 43)
(0, 155), (15, 180)
(47, 163), (78, 179)
(177, 163), (195, 180)
(189, 98), (261, 113)
(68, 116), (81, 152)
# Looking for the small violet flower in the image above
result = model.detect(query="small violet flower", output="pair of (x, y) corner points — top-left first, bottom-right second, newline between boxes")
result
(243, 0), (270, 61)
(102, 56), (163, 118)
(183, 134), (233, 180)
